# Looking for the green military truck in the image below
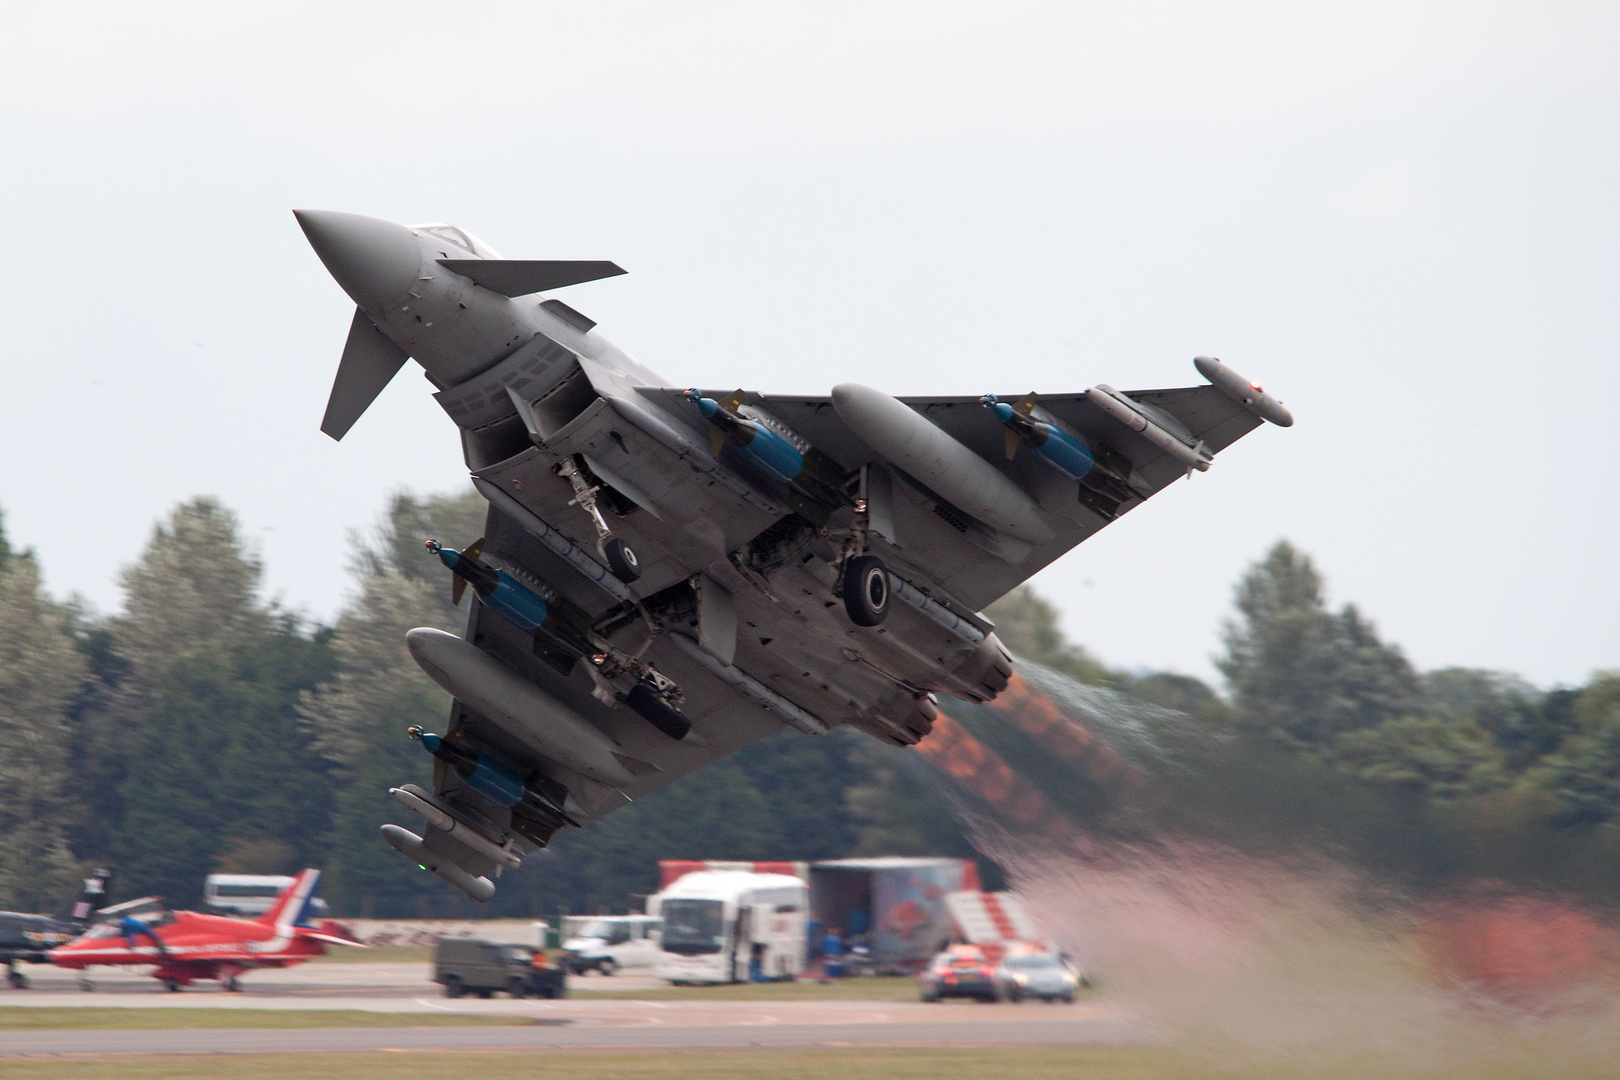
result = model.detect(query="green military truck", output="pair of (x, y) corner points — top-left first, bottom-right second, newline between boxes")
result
(433, 938), (567, 999)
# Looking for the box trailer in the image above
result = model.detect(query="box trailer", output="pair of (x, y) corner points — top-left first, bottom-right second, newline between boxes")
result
(808, 857), (980, 974)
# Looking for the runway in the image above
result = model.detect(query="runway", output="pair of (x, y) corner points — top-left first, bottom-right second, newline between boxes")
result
(0, 963), (1142, 1054)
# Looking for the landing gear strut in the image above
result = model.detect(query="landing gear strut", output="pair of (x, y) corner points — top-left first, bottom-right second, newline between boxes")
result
(6, 964), (27, 990)
(558, 457), (640, 584)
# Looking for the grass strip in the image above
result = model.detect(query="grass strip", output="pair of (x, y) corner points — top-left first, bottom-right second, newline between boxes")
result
(1, 1046), (1617, 1080)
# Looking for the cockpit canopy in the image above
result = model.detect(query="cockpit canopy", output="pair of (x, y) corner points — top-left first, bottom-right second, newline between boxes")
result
(410, 223), (502, 260)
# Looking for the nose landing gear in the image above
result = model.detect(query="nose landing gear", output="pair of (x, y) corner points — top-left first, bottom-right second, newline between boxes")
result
(557, 457), (640, 584)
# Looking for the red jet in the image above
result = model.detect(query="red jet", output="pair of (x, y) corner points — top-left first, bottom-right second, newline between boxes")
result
(50, 869), (360, 991)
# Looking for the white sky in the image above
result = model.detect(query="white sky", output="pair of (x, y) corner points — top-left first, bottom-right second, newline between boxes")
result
(2, 2), (1617, 689)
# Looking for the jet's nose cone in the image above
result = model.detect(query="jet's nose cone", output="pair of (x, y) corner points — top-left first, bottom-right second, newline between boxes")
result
(294, 210), (421, 310)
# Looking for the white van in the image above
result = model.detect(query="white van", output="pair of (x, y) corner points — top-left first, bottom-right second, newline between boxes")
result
(649, 870), (807, 984)
(203, 874), (330, 919)
(560, 915), (662, 975)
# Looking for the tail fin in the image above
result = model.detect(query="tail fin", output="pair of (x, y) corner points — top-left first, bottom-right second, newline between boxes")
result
(256, 869), (321, 930)
(66, 868), (113, 924)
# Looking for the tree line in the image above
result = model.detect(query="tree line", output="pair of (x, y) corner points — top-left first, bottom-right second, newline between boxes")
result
(0, 495), (1614, 918)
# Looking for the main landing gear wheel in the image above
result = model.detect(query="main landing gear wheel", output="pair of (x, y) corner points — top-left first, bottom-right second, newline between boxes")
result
(842, 555), (890, 627)
(78, 978), (94, 992)
(7, 970), (27, 989)
(601, 536), (640, 583)
(625, 682), (692, 741)
(162, 978), (183, 993)
(223, 975), (242, 992)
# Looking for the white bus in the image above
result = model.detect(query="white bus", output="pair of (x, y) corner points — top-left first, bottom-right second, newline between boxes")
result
(649, 870), (807, 984)
(203, 874), (329, 919)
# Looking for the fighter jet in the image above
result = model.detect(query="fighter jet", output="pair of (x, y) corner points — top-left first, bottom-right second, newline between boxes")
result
(0, 869), (112, 988)
(295, 211), (1293, 901)
(49, 869), (359, 992)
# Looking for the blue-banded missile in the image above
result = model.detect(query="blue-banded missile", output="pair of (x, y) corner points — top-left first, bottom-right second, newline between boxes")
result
(685, 389), (804, 484)
(409, 727), (526, 806)
(982, 394), (1096, 480)
(405, 628), (634, 787)
(1193, 356), (1293, 427)
(426, 538), (551, 631)
(380, 824), (496, 902)
(831, 383), (1054, 544)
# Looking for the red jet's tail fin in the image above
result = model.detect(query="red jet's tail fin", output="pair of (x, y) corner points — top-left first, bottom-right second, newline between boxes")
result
(257, 869), (321, 930)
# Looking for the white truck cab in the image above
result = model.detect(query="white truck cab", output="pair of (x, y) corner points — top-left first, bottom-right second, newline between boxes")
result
(649, 870), (807, 985)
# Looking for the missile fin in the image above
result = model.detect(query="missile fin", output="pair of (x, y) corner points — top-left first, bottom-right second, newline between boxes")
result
(451, 575), (466, 607)
(1012, 392), (1038, 417)
(1004, 427), (1021, 461)
(709, 423), (727, 457)
(321, 308), (409, 440)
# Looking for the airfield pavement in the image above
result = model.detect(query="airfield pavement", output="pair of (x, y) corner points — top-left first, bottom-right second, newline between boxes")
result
(0, 964), (1141, 1055)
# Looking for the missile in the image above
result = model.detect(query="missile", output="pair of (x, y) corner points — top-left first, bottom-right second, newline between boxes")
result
(686, 390), (805, 484)
(470, 477), (638, 605)
(405, 727), (578, 827)
(426, 538), (551, 632)
(1086, 385), (1214, 472)
(380, 824), (496, 902)
(1193, 356), (1294, 427)
(405, 628), (635, 787)
(982, 394), (1096, 480)
(390, 786), (523, 870)
(831, 383), (1054, 545)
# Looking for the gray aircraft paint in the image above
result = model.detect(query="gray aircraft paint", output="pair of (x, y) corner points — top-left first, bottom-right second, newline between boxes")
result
(296, 210), (1289, 900)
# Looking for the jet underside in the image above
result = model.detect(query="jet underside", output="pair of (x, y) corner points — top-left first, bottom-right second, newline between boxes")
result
(295, 210), (1291, 900)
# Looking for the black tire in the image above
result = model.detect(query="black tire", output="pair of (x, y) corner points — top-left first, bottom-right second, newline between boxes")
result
(78, 978), (94, 993)
(842, 555), (890, 626)
(920, 985), (939, 1003)
(7, 971), (26, 990)
(599, 958), (617, 977)
(1060, 991), (1074, 1004)
(477, 988), (494, 999)
(223, 975), (241, 993)
(162, 979), (182, 993)
(442, 976), (466, 999)
(625, 683), (691, 740)
(602, 536), (640, 583)
(506, 977), (528, 999)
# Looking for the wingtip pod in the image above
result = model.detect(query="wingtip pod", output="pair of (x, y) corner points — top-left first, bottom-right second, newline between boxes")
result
(1194, 356), (1293, 427)
(380, 824), (496, 902)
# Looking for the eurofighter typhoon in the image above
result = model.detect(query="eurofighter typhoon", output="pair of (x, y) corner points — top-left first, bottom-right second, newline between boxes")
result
(295, 211), (1292, 901)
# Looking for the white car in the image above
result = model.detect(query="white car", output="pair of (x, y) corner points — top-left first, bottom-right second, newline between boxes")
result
(992, 950), (1085, 1003)
(561, 916), (662, 975)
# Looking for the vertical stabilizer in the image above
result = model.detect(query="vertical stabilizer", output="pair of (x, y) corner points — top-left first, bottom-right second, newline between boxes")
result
(257, 869), (321, 929)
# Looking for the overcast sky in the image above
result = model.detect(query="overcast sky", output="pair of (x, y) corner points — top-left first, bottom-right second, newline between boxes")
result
(3, 2), (1616, 688)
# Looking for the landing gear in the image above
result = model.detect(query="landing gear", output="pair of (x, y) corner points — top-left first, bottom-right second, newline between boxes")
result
(78, 977), (95, 992)
(625, 682), (691, 741)
(557, 456), (640, 584)
(842, 555), (890, 626)
(223, 975), (242, 993)
(161, 978), (183, 993)
(601, 536), (640, 583)
(7, 968), (28, 990)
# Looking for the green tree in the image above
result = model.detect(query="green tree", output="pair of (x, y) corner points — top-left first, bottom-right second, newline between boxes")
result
(0, 541), (86, 911)
(1332, 713), (1507, 799)
(100, 499), (334, 904)
(1528, 673), (1620, 827)
(1219, 541), (1424, 752)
